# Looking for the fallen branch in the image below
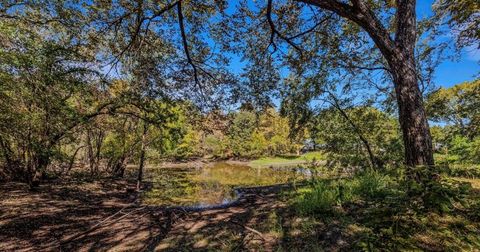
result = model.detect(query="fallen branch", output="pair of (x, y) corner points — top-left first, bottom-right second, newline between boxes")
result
(229, 219), (267, 241)
(61, 206), (147, 245)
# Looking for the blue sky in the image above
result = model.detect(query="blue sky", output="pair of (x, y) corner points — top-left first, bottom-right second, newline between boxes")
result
(417, 0), (479, 87)
(224, 0), (479, 89)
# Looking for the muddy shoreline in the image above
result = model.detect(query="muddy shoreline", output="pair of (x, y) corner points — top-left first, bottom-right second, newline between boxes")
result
(144, 158), (252, 169)
(0, 179), (297, 251)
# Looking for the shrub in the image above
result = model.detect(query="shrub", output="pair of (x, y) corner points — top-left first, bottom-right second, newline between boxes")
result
(294, 181), (340, 215)
(406, 166), (473, 213)
(294, 170), (395, 216)
(355, 170), (391, 199)
(445, 164), (480, 178)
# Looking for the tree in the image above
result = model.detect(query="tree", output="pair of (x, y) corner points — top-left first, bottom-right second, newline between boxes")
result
(227, 110), (257, 157)
(313, 106), (402, 168)
(0, 18), (115, 186)
(240, 0), (435, 168)
(433, 0), (480, 48)
(3, 0), (463, 169)
(426, 79), (480, 139)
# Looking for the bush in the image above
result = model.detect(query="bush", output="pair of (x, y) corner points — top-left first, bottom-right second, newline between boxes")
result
(294, 181), (340, 215)
(406, 166), (473, 213)
(293, 166), (473, 217)
(446, 164), (480, 178)
(355, 170), (392, 199)
(294, 170), (395, 215)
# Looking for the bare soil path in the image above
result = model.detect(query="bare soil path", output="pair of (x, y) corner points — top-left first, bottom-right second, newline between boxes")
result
(0, 180), (310, 251)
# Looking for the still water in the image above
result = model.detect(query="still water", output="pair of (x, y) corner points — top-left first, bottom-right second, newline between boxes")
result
(142, 162), (310, 207)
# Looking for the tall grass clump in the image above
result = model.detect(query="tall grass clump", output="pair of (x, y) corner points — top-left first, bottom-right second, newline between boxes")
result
(355, 169), (392, 199)
(294, 180), (340, 215)
(294, 170), (395, 215)
(294, 179), (359, 215)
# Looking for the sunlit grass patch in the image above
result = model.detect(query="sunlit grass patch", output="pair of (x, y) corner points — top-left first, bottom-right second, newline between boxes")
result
(293, 170), (394, 216)
(287, 169), (480, 250)
(249, 151), (324, 168)
(455, 177), (480, 189)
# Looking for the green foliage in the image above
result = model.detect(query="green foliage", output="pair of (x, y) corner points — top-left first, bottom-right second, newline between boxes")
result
(294, 170), (394, 215)
(292, 168), (480, 251)
(444, 164), (480, 178)
(406, 166), (472, 213)
(186, 108), (304, 159)
(427, 80), (480, 138)
(203, 134), (228, 158)
(0, 18), (107, 181)
(355, 170), (392, 199)
(227, 110), (258, 157)
(293, 167), (475, 217)
(313, 106), (403, 168)
(172, 126), (202, 159)
(433, 0), (480, 47)
(426, 80), (480, 178)
(294, 180), (341, 215)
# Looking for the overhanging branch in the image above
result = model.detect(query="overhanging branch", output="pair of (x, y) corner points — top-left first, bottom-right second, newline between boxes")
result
(266, 0), (302, 53)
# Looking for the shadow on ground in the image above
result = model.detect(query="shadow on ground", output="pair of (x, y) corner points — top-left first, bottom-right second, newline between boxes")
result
(2, 179), (479, 251)
(0, 181), (307, 251)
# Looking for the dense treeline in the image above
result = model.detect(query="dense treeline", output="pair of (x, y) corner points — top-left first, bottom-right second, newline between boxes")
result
(3, 78), (478, 184)
(0, 0), (478, 187)
(428, 80), (480, 173)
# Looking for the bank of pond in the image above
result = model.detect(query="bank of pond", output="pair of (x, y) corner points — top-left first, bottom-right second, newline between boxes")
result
(141, 162), (314, 207)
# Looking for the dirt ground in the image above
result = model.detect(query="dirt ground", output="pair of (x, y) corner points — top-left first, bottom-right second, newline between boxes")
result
(0, 180), (331, 252)
(3, 178), (478, 251)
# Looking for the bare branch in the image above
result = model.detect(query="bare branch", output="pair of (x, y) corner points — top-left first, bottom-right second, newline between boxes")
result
(266, 0), (302, 53)
(297, 0), (396, 61)
(177, 0), (208, 101)
(177, 1), (199, 86)
(107, 1), (180, 70)
(288, 14), (332, 40)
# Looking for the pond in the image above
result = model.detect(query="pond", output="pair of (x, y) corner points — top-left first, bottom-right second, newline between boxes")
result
(141, 162), (311, 208)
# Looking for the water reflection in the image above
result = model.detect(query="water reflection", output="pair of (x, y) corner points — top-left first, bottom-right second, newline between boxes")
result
(142, 162), (310, 207)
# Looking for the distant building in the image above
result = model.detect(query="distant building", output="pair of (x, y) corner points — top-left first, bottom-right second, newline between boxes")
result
(300, 139), (324, 153)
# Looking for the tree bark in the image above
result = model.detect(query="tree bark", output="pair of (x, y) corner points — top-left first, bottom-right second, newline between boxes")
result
(137, 122), (148, 191)
(28, 151), (49, 189)
(390, 60), (434, 167)
(392, 0), (434, 167)
(296, 0), (434, 167)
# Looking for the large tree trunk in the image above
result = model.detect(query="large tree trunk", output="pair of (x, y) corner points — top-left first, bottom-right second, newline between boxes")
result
(392, 0), (434, 167)
(299, 0), (435, 168)
(28, 151), (50, 189)
(391, 60), (434, 167)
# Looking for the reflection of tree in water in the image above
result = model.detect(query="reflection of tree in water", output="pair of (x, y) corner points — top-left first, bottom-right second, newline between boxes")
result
(142, 163), (309, 207)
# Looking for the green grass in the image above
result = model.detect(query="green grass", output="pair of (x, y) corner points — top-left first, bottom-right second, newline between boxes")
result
(249, 151), (324, 168)
(293, 170), (393, 215)
(285, 172), (480, 251)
